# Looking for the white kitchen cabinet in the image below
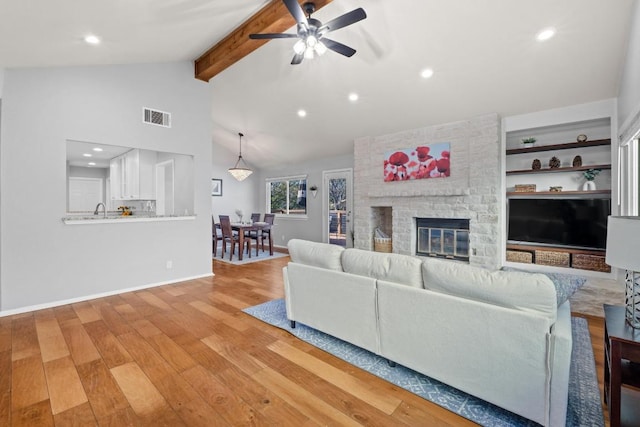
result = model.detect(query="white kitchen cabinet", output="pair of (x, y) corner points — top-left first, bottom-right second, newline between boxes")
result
(109, 156), (123, 200)
(110, 149), (157, 200)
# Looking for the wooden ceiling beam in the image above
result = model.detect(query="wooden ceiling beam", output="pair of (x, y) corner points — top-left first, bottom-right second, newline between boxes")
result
(194, 0), (333, 82)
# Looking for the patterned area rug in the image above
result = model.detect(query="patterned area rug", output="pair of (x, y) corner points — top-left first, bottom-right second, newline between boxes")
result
(243, 299), (604, 427)
(213, 244), (288, 265)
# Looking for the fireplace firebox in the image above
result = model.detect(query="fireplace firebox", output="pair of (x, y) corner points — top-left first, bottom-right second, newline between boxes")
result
(416, 218), (470, 261)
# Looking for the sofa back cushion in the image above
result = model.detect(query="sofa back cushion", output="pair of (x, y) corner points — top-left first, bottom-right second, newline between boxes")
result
(341, 249), (423, 288)
(422, 257), (557, 323)
(288, 239), (344, 271)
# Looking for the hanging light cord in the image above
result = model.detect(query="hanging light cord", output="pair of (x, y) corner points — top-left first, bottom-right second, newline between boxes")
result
(234, 132), (245, 167)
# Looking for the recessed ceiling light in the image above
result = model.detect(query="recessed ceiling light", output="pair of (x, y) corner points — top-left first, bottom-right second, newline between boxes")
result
(93, 147), (103, 152)
(420, 68), (434, 79)
(297, 109), (307, 118)
(84, 35), (101, 45)
(88, 162), (96, 166)
(348, 93), (359, 102)
(83, 153), (92, 157)
(536, 27), (556, 42)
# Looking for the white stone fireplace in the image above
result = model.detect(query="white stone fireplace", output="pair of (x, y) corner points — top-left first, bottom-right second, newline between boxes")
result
(353, 113), (502, 269)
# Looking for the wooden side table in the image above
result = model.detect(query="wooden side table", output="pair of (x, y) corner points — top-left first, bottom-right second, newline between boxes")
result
(604, 304), (640, 427)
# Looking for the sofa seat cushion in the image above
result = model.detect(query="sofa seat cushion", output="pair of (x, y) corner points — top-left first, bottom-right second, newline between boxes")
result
(341, 249), (423, 288)
(288, 239), (345, 271)
(423, 258), (557, 323)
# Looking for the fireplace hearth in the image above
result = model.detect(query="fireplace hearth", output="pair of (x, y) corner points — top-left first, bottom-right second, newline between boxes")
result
(416, 218), (470, 261)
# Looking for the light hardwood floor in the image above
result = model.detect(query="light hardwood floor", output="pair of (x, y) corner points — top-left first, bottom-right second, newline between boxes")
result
(0, 256), (610, 426)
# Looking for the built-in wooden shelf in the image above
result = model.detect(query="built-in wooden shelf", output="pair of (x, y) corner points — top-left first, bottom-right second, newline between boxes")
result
(506, 163), (611, 175)
(507, 190), (612, 197)
(506, 138), (611, 155)
(506, 243), (605, 256)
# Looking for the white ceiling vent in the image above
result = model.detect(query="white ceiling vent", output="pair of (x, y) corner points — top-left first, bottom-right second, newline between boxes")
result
(143, 107), (171, 128)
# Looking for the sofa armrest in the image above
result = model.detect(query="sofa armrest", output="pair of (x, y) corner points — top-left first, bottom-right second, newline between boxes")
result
(284, 262), (379, 354)
(548, 301), (572, 427)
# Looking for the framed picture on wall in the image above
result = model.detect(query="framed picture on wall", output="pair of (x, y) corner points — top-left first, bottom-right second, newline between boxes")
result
(211, 178), (223, 196)
(383, 142), (450, 182)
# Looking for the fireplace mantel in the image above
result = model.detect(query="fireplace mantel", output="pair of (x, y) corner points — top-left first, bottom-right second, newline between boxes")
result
(369, 188), (471, 198)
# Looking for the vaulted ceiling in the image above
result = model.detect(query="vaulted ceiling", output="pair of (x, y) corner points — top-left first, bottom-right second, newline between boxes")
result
(0, 0), (635, 168)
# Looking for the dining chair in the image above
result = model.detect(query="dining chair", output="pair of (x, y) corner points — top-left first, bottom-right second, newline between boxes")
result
(260, 213), (276, 255)
(212, 216), (223, 257)
(245, 213), (263, 256)
(219, 215), (250, 261)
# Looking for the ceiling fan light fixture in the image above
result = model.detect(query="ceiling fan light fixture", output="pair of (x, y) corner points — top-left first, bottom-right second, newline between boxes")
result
(306, 35), (318, 48)
(293, 39), (306, 55)
(304, 47), (315, 59)
(314, 41), (327, 56)
(248, 0), (367, 65)
(228, 132), (253, 181)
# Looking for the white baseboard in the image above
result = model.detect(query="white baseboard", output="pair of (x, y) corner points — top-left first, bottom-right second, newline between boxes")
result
(0, 272), (214, 318)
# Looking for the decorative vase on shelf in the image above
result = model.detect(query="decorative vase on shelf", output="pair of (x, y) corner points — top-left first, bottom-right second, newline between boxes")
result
(531, 159), (541, 170)
(572, 155), (582, 167)
(549, 156), (561, 168)
(582, 169), (600, 191)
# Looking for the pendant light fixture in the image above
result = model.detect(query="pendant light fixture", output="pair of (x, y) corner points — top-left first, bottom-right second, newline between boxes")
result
(228, 132), (253, 181)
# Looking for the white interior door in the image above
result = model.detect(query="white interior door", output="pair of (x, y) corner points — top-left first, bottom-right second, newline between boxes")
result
(68, 177), (103, 212)
(322, 169), (353, 247)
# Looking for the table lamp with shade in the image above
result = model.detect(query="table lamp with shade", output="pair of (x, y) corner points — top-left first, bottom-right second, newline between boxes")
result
(606, 216), (640, 328)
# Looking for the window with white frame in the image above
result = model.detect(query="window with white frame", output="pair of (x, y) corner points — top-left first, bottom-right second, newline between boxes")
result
(266, 175), (307, 216)
(619, 136), (639, 216)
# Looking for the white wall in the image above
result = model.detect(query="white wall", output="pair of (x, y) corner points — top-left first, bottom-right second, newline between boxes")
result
(0, 70), (3, 309)
(618, 0), (640, 130)
(258, 153), (354, 246)
(211, 142), (259, 222)
(0, 62), (212, 312)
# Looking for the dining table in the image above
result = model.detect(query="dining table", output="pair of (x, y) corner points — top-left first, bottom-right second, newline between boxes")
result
(231, 222), (273, 261)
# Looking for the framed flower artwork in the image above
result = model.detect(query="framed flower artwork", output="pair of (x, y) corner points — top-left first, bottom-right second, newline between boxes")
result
(384, 142), (450, 182)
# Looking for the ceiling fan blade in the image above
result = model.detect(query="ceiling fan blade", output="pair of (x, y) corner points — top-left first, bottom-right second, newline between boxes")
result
(291, 53), (304, 65)
(249, 33), (299, 39)
(321, 38), (356, 57)
(319, 8), (367, 34)
(283, 0), (308, 27)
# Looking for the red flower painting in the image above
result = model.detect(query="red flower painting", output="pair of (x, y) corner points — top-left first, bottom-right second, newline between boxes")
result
(383, 142), (450, 182)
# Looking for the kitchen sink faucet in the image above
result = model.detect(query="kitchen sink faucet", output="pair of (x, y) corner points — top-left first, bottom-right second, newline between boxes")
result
(94, 202), (106, 218)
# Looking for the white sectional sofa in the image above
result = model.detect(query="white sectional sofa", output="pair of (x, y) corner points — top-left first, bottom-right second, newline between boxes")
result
(282, 239), (572, 427)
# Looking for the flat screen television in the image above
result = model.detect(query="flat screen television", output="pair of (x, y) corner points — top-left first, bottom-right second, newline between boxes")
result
(507, 198), (610, 250)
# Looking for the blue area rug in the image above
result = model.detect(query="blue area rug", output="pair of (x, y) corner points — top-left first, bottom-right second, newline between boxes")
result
(243, 299), (604, 427)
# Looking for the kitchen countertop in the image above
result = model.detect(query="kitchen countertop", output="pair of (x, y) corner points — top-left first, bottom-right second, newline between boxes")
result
(62, 214), (196, 225)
